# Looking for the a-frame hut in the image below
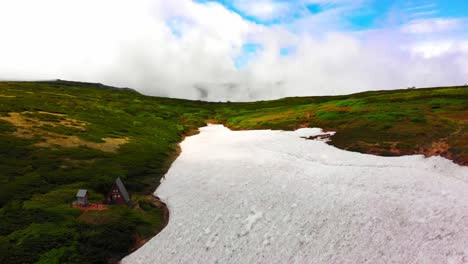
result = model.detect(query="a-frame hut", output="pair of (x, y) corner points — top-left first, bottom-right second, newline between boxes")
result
(106, 177), (132, 206)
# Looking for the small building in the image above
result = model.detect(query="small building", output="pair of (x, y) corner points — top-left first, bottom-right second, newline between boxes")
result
(75, 189), (89, 206)
(106, 177), (132, 206)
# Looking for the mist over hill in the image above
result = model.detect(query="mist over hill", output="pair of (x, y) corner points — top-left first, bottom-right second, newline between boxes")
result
(1, 1), (468, 101)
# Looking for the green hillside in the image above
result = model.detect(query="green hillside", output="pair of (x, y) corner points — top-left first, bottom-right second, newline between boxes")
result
(215, 87), (468, 165)
(0, 81), (466, 263)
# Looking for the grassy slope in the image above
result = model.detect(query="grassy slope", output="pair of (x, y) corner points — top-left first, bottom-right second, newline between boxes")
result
(0, 81), (466, 263)
(0, 81), (212, 263)
(214, 87), (468, 165)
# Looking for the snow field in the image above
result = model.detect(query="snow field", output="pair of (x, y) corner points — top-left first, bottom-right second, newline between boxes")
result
(124, 125), (468, 264)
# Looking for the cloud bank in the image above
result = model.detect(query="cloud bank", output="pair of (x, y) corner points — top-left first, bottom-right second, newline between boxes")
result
(0, 0), (467, 101)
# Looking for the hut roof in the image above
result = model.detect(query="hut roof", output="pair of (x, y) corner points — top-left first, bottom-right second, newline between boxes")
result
(115, 177), (131, 203)
(76, 189), (88, 198)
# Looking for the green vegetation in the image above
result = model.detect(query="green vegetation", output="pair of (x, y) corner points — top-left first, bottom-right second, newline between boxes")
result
(214, 87), (467, 164)
(0, 80), (466, 263)
(0, 81), (211, 263)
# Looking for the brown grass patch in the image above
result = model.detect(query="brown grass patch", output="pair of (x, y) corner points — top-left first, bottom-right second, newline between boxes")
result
(0, 112), (128, 153)
(249, 111), (294, 122)
(0, 112), (87, 137)
(0, 94), (16, 98)
(389, 142), (403, 155)
(318, 105), (352, 112)
(132, 233), (148, 251)
(439, 112), (468, 122)
(318, 104), (376, 113)
(35, 136), (129, 153)
(79, 210), (113, 225)
(60, 158), (96, 169)
(419, 139), (450, 157)
(346, 141), (404, 156)
(41, 91), (77, 98)
(37, 111), (65, 116)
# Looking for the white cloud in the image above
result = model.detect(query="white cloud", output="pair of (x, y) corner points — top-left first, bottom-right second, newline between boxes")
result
(409, 10), (438, 18)
(404, 3), (437, 12)
(231, 0), (361, 22)
(233, 0), (290, 21)
(402, 18), (463, 34)
(0, 0), (255, 99)
(0, 0), (467, 101)
(409, 41), (455, 58)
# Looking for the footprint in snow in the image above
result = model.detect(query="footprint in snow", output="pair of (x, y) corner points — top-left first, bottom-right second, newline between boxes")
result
(239, 210), (264, 237)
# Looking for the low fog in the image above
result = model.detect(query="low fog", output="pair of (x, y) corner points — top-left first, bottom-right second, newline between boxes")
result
(0, 0), (467, 101)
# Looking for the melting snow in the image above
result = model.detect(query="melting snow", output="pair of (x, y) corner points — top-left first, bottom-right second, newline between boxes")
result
(124, 124), (468, 264)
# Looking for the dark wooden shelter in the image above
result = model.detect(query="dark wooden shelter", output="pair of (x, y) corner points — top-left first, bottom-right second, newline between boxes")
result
(106, 177), (132, 206)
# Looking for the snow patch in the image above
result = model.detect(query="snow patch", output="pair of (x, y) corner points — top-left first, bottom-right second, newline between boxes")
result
(124, 125), (468, 264)
(293, 127), (335, 138)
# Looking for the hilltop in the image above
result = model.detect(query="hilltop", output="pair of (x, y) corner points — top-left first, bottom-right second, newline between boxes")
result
(0, 80), (466, 263)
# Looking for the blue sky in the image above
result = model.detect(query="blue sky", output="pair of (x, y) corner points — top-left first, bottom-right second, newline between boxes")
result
(196, 0), (468, 28)
(194, 0), (468, 36)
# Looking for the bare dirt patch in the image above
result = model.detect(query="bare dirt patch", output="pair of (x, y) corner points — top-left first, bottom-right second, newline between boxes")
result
(429, 140), (450, 156)
(303, 134), (332, 141)
(132, 234), (148, 252)
(419, 139), (450, 158)
(73, 203), (108, 211)
(344, 141), (405, 156)
(440, 112), (468, 122)
(389, 142), (403, 155)
(344, 138), (466, 165)
(0, 112), (129, 153)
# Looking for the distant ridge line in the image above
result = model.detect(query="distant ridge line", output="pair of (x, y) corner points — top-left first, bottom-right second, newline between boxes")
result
(44, 79), (139, 94)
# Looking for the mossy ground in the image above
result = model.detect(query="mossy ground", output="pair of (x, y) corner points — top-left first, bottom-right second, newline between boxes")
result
(0, 81), (466, 263)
